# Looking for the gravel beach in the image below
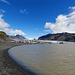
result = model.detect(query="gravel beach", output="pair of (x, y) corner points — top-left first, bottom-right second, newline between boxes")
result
(0, 42), (30, 75)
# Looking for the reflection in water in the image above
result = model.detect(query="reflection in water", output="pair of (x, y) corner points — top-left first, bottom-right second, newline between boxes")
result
(8, 44), (75, 75)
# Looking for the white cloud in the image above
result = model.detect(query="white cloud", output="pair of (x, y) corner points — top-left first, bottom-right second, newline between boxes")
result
(0, 14), (25, 35)
(20, 9), (29, 14)
(27, 38), (33, 40)
(0, 0), (10, 5)
(45, 6), (75, 33)
(0, 9), (5, 13)
(69, 6), (75, 10)
(40, 33), (44, 35)
(44, 30), (50, 32)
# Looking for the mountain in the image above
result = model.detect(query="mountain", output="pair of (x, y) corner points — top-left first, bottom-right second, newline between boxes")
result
(0, 31), (9, 41)
(9, 35), (26, 40)
(38, 32), (75, 42)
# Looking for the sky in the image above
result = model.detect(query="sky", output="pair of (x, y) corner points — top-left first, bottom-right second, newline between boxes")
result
(0, 0), (75, 39)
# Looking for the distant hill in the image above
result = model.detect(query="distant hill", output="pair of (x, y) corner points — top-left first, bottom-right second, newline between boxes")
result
(0, 31), (9, 41)
(0, 31), (26, 41)
(38, 32), (75, 42)
(9, 35), (26, 40)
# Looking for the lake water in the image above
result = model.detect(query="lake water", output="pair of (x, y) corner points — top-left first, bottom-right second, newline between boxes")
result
(8, 43), (75, 75)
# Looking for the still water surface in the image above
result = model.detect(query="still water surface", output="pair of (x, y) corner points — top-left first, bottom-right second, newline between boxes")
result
(8, 44), (75, 75)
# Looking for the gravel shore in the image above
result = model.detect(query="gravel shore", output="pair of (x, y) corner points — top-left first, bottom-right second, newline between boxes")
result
(0, 42), (30, 75)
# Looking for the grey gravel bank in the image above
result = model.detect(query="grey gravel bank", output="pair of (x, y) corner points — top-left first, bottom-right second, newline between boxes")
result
(0, 42), (30, 75)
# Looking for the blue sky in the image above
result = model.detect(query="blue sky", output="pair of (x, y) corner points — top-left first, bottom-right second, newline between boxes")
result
(0, 0), (75, 39)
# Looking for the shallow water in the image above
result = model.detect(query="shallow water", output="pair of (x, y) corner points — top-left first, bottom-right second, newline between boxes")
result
(8, 43), (75, 75)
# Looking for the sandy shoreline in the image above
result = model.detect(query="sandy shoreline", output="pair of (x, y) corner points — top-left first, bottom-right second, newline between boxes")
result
(0, 42), (31, 75)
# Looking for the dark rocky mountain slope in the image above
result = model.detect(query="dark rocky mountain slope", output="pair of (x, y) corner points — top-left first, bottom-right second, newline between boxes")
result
(0, 31), (9, 41)
(9, 35), (26, 40)
(38, 32), (75, 42)
(0, 31), (26, 41)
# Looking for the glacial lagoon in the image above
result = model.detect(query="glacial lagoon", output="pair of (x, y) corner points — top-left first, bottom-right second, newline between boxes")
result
(8, 43), (75, 75)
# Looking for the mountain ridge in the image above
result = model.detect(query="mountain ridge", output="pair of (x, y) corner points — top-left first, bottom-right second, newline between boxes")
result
(0, 31), (9, 41)
(9, 35), (26, 40)
(38, 32), (75, 42)
(0, 31), (26, 41)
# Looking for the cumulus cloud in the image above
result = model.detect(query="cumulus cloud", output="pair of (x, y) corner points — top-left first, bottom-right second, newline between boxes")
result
(0, 14), (25, 35)
(0, 0), (10, 5)
(45, 6), (75, 33)
(20, 9), (29, 14)
(69, 6), (75, 10)
(41, 33), (44, 35)
(44, 30), (51, 32)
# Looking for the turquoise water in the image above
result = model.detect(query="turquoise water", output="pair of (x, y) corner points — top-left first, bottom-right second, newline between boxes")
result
(8, 44), (75, 75)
